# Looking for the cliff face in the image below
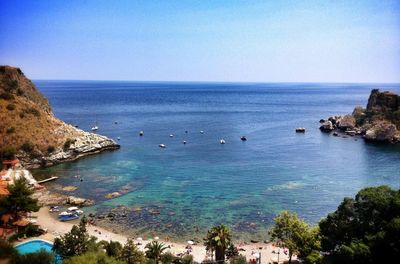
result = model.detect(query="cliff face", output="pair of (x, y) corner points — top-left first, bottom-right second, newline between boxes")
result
(0, 66), (119, 168)
(320, 89), (400, 143)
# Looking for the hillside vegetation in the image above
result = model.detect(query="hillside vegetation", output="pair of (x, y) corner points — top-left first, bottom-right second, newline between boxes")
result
(0, 66), (119, 167)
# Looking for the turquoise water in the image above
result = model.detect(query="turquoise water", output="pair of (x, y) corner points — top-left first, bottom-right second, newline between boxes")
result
(32, 82), (400, 240)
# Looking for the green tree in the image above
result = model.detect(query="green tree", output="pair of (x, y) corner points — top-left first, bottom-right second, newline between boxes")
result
(160, 252), (176, 264)
(101, 240), (123, 258)
(269, 211), (309, 264)
(63, 251), (124, 264)
(53, 216), (98, 258)
(120, 239), (146, 264)
(145, 241), (168, 264)
(11, 249), (54, 264)
(204, 224), (232, 263)
(0, 177), (40, 219)
(319, 185), (400, 264)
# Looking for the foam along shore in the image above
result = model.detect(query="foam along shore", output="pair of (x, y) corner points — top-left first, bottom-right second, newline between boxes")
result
(34, 207), (293, 264)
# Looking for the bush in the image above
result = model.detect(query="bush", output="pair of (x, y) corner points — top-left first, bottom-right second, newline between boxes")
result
(6, 79), (18, 91)
(63, 139), (74, 150)
(6, 103), (16, 111)
(0, 147), (16, 160)
(161, 252), (176, 264)
(0, 92), (14, 100)
(16, 88), (23, 96)
(21, 142), (34, 153)
(47, 145), (55, 153)
(181, 254), (194, 264)
(6, 127), (15, 134)
(22, 107), (40, 117)
(19, 112), (25, 118)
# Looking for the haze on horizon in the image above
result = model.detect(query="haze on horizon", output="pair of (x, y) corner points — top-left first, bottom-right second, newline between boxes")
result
(0, 0), (399, 83)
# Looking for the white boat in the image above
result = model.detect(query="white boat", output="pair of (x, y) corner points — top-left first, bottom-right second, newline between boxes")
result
(117, 137), (121, 140)
(159, 144), (166, 148)
(220, 139), (226, 144)
(67, 207), (84, 215)
(91, 126), (98, 131)
(59, 211), (73, 216)
(200, 130), (204, 134)
(183, 140), (187, 144)
(139, 131), (144, 136)
(169, 134), (174, 138)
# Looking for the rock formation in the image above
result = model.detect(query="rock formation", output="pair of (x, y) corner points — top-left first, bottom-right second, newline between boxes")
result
(0, 66), (120, 168)
(320, 89), (400, 143)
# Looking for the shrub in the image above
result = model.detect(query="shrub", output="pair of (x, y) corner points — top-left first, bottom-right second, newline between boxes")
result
(21, 142), (34, 153)
(161, 252), (176, 264)
(7, 79), (18, 91)
(6, 103), (16, 111)
(47, 145), (55, 153)
(6, 127), (15, 134)
(0, 92), (14, 100)
(19, 112), (25, 118)
(22, 107), (40, 117)
(0, 147), (16, 160)
(63, 139), (74, 150)
(16, 88), (23, 96)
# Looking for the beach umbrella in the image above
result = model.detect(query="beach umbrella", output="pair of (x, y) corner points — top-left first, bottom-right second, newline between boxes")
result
(187, 240), (194, 245)
(154, 236), (159, 240)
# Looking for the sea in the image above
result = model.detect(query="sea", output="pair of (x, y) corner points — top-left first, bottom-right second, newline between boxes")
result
(32, 81), (400, 241)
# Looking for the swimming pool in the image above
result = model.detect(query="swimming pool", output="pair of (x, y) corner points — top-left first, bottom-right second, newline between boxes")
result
(15, 239), (61, 263)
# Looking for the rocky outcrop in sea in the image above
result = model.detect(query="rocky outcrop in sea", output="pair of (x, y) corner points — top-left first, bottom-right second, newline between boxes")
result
(319, 89), (400, 143)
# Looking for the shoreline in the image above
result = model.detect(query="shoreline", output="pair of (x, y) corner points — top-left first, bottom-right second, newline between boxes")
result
(33, 207), (292, 264)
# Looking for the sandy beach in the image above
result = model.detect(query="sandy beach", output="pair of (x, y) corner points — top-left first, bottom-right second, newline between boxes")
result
(32, 207), (292, 264)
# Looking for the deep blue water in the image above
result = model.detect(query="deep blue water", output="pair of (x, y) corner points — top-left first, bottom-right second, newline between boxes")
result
(32, 81), (400, 240)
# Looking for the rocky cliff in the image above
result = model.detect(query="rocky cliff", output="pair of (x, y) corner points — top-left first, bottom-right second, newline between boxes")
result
(0, 66), (120, 168)
(319, 89), (400, 143)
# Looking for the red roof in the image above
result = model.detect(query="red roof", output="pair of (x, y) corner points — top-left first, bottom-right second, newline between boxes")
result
(2, 159), (19, 165)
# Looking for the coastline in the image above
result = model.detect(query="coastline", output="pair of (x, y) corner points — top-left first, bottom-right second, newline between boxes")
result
(33, 207), (292, 264)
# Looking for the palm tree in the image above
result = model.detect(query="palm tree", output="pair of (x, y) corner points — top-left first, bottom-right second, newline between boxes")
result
(145, 241), (168, 264)
(204, 224), (232, 263)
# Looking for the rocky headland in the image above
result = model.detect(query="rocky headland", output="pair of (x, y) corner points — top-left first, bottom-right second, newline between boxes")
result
(0, 65), (120, 168)
(320, 89), (400, 143)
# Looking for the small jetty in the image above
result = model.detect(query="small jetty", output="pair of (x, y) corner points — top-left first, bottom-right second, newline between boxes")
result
(37, 176), (58, 184)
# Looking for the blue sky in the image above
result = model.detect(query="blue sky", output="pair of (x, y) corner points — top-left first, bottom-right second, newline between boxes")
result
(0, 0), (399, 82)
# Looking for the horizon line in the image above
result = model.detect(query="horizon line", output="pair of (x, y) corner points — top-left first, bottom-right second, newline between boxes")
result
(32, 79), (400, 85)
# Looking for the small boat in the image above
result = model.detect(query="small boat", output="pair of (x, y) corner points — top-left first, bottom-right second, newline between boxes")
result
(159, 144), (166, 148)
(91, 126), (98, 131)
(114, 121), (118, 124)
(183, 140), (187, 144)
(240, 136), (247, 141)
(59, 211), (73, 216)
(59, 213), (80, 222)
(220, 139), (226, 144)
(169, 134), (174, 138)
(200, 130), (204, 134)
(117, 137), (121, 140)
(139, 131), (144, 136)
(295, 127), (306, 133)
